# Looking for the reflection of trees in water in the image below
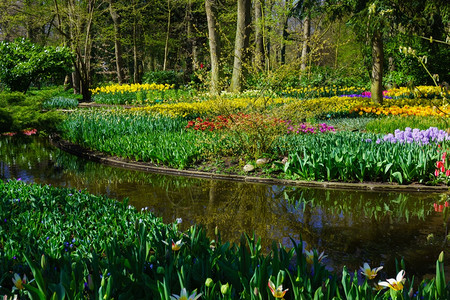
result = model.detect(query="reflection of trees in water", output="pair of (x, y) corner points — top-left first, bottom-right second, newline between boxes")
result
(195, 181), (290, 248)
(283, 187), (448, 277)
(0, 136), (65, 181)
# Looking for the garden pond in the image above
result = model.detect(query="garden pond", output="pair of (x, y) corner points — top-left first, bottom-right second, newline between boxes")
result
(1, 135), (449, 280)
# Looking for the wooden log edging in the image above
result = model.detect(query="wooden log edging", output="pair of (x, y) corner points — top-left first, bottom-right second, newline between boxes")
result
(49, 134), (450, 193)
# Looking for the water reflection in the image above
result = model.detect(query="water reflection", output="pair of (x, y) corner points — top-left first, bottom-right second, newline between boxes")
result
(1, 135), (449, 279)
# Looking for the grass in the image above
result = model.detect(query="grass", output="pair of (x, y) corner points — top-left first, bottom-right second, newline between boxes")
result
(366, 116), (450, 134)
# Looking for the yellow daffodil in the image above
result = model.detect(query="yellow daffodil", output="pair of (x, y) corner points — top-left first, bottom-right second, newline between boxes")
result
(305, 249), (326, 265)
(360, 263), (383, 279)
(268, 279), (288, 299)
(170, 288), (202, 300)
(378, 270), (406, 291)
(12, 273), (27, 290)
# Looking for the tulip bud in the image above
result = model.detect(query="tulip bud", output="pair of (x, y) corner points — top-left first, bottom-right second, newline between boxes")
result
(205, 278), (213, 287)
(157, 266), (165, 274)
(41, 254), (46, 269)
(221, 283), (230, 295)
(439, 251), (444, 263)
(215, 226), (218, 236)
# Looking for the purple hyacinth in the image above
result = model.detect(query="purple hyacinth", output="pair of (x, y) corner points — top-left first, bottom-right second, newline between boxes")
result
(378, 127), (450, 145)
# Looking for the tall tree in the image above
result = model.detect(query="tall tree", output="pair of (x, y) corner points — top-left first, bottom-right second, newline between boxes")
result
(229, 0), (251, 93)
(205, 0), (220, 95)
(254, 0), (264, 71)
(53, 0), (98, 101)
(108, 0), (125, 84)
(300, 12), (310, 71)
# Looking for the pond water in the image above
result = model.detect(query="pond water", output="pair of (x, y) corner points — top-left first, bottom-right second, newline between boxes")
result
(1, 135), (449, 280)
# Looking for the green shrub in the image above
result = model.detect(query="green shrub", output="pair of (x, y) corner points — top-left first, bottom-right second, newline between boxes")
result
(0, 108), (13, 132)
(0, 38), (73, 93)
(0, 92), (26, 105)
(0, 88), (67, 134)
(142, 70), (184, 87)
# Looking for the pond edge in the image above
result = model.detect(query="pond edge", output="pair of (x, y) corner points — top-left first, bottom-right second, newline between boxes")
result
(49, 134), (450, 194)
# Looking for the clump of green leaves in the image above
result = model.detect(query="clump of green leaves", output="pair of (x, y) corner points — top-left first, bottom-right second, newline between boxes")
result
(0, 38), (73, 93)
(0, 88), (67, 134)
(277, 131), (442, 184)
(42, 96), (79, 109)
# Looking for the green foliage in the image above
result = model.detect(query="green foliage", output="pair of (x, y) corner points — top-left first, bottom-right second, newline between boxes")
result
(366, 116), (449, 134)
(0, 108), (13, 132)
(276, 131), (442, 184)
(0, 92), (26, 105)
(58, 111), (221, 168)
(42, 97), (79, 110)
(0, 88), (67, 134)
(1, 180), (450, 299)
(383, 34), (449, 87)
(320, 117), (376, 132)
(298, 66), (369, 89)
(142, 70), (184, 87)
(0, 38), (73, 92)
(59, 109), (448, 184)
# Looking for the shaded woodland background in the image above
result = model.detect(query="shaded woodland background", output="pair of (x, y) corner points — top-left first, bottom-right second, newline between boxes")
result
(0, 0), (448, 102)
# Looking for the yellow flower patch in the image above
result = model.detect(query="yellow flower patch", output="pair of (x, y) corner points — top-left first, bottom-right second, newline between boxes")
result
(351, 105), (450, 117)
(90, 83), (174, 95)
(385, 86), (445, 100)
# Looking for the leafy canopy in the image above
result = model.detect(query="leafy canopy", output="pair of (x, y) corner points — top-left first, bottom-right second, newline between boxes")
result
(0, 38), (73, 92)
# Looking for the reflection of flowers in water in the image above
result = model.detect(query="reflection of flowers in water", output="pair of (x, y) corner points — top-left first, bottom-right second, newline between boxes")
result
(304, 249), (326, 265)
(433, 201), (449, 212)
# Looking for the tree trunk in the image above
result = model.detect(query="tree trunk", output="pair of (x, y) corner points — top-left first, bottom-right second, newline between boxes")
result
(109, 1), (125, 84)
(72, 71), (80, 95)
(300, 13), (310, 72)
(254, 0), (264, 71)
(230, 0), (251, 93)
(205, 0), (220, 95)
(133, 19), (139, 83)
(186, 0), (197, 75)
(281, 19), (288, 65)
(64, 74), (71, 91)
(163, 0), (171, 71)
(371, 31), (384, 104)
